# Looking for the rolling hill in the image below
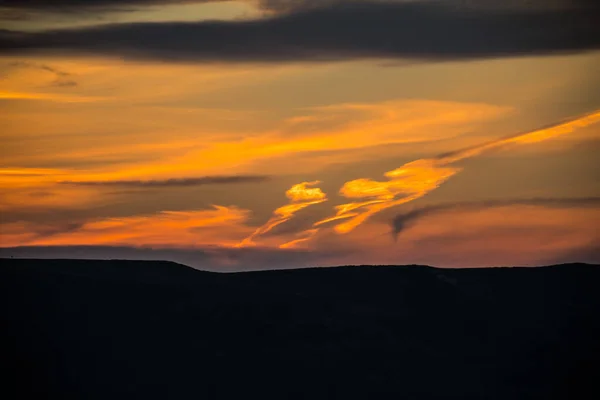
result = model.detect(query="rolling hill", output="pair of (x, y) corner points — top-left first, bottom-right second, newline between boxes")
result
(2, 259), (599, 399)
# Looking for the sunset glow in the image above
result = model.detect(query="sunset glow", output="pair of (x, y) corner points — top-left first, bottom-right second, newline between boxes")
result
(1, 0), (599, 269)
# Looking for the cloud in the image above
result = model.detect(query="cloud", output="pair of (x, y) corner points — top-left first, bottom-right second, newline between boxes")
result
(314, 110), (600, 234)
(0, 0), (394, 16)
(59, 175), (271, 187)
(2, 60), (78, 87)
(1, 0), (598, 62)
(312, 201), (600, 268)
(0, 0), (337, 20)
(0, 0), (195, 17)
(0, 0), (179, 9)
(30, 222), (86, 239)
(2, 203), (596, 270)
(2, 0), (596, 13)
(0, 91), (105, 102)
(238, 181), (327, 247)
(0, 205), (253, 248)
(392, 197), (600, 238)
(279, 228), (320, 249)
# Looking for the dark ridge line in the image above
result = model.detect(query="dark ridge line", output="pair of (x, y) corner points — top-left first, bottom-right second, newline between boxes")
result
(2, 257), (597, 274)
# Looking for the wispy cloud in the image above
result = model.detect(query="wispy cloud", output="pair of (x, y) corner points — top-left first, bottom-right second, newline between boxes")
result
(0, 91), (105, 102)
(314, 110), (600, 235)
(1, 1), (598, 62)
(59, 175), (271, 187)
(392, 197), (600, 238)
(3, 0), (595, 16)
(279, 228), (320, 249)
(0, 205), (253, 248)
(238, 181), (327, 247)
(2, 60), (77, 87)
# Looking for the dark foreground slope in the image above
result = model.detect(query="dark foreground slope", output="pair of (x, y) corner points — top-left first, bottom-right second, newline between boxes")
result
(1, 259), (599, 399)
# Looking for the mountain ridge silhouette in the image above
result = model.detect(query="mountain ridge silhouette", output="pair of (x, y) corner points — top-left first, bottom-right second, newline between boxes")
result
(2, 259), (598, 399)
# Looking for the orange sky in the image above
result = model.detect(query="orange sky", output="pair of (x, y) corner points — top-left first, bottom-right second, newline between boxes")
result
(1, 1), (599, 270)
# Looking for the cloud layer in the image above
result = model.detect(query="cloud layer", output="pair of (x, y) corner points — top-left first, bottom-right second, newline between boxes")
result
(59, 175), (271, 187)
(1, 0), (598, 62)
(392, 197), (600, 238)
(238, 181), (327, 247)
(314, 110), (600, 235)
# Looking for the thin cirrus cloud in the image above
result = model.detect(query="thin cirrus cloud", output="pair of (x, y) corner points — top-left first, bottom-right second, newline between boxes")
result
(392, 197), (600, 239)
(314, 110), (600, 235)
(0, 0), (354, 16)
(1, 1), (598, 62)
(0, 205), (253, 248)
(0, 0), (271, 13)
(59, 175), (271, 187)
(2, 0), (596, 14)
(238, 181), (327, 248)
(0, 1), (415, 15)
(2, 61), (77, 87)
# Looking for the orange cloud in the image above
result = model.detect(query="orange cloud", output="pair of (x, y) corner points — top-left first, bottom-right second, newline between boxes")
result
(315, 110), (600, 235)
(3, 99), (503, 183)
(131, 100), (508, 179)
(0, 91), (107, 103)
(0, 205), (252, 248)
(279, 228), (320, 249)
(319, 203), (600, 268)
(238, 181), (327, 247)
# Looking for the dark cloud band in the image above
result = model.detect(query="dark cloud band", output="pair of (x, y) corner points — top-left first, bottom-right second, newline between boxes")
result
(0, 0), (331, 16)
(392, 197), (600, 238)
(60, 175), (270, 187)
(1, 1), (598, 62)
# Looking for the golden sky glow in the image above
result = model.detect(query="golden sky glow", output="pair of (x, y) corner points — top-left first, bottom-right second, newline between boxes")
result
(0, 205), (253, 248)
(1, 2), (599, 269)
(312, 110), (600, 236)
(238, 181), (327, 247)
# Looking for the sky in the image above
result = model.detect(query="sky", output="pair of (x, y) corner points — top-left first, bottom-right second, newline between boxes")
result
(1, 0), (599, 271)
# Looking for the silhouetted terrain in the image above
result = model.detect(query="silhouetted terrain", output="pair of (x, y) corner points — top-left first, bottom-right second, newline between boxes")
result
(2, 259), (599, 399)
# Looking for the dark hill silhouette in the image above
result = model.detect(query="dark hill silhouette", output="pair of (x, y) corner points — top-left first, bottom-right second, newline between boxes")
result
(2, 259), (599, 399)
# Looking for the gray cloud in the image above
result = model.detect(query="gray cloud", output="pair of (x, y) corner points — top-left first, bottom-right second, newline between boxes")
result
(0, 0), (193, 16)
(29, 222), (86, 239)
(59, 175), (271, 188)
(1, 0), (598, 62)
(2, 0), (596, 12)
(392, 197), (600, 238)
(2, 60), (78, 87)
(0, 0), (335, 17)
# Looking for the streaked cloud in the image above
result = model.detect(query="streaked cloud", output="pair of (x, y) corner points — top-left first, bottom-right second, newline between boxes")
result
(2, 1), (598, 62)
(0, 167), (67, 177)
(392, 197), (600, 238)
(0, 90), (106, 102)
(0, 205), (253, 248)
(315, 110), (600, 235)
(1, 2), (597, 269)
(328, 202), (600, 268)
(238, 181), (327, 247)
(111, 100), (508, 179)
(3, 0), (595, 16)
(279, 228), (320, 249)
(59, 175), (271, 187)
(2, 60), (77, 86)
(3, 202), (596, 270)
(2, 98), (504, 182)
